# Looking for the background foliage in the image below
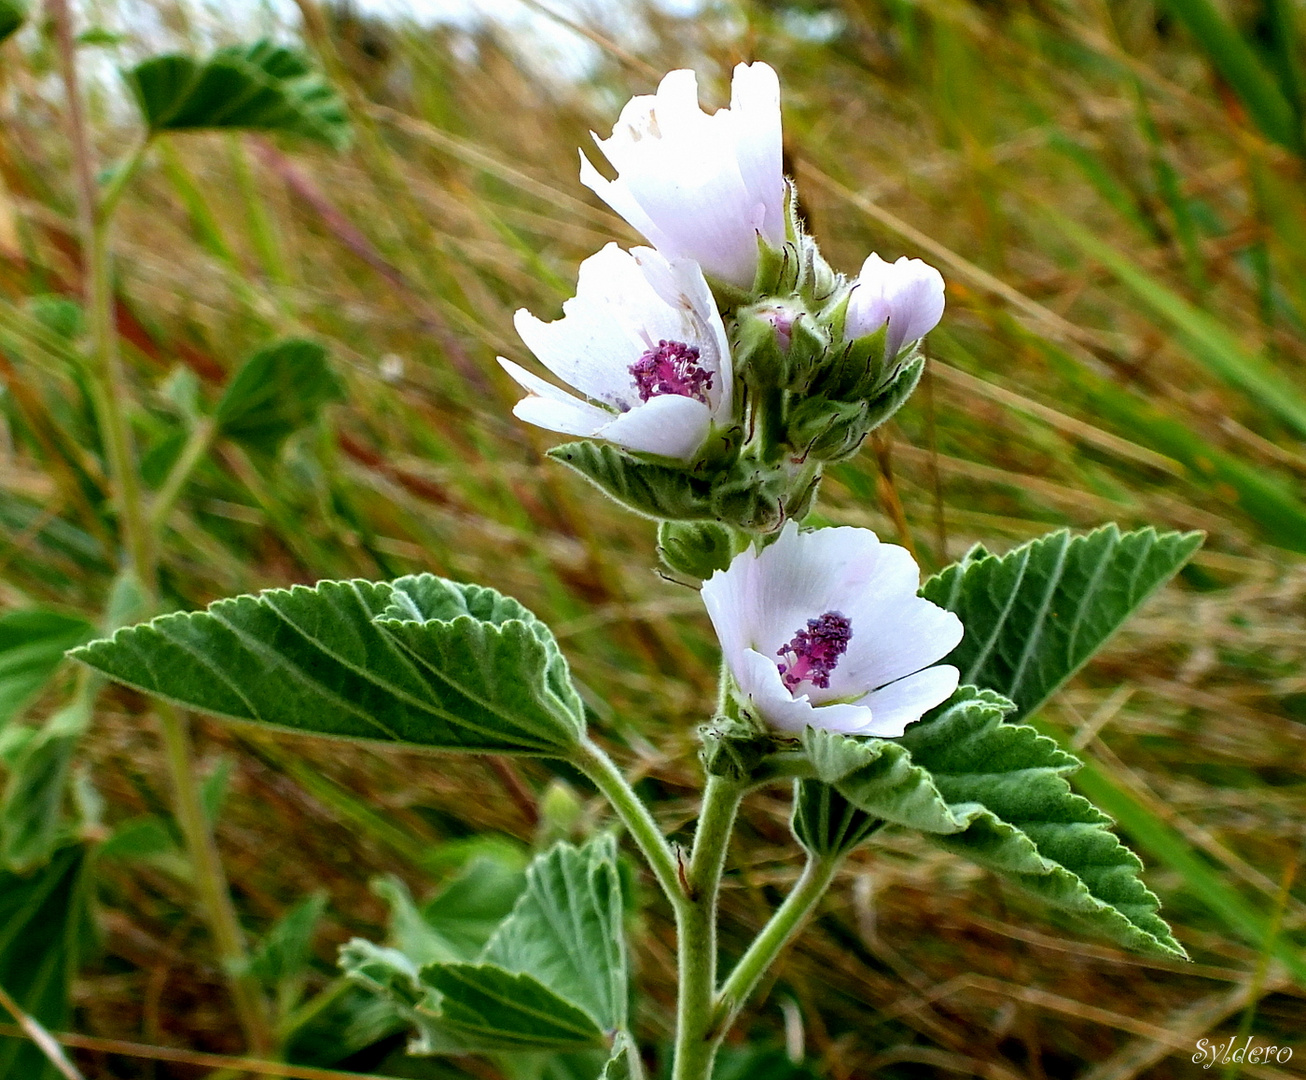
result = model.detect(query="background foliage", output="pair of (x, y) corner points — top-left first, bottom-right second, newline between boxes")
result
(0, 0), (1304, 1077)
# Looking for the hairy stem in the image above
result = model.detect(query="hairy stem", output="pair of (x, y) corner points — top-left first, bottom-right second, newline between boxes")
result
(574, 735), (684, 911)
(713, 853), (841, 1037)
(672, 774), (745, 1080)
(49, 1), (273, 1056)
(149, 416), (218, 532)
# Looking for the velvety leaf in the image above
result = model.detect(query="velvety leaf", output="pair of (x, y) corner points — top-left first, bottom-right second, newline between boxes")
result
(790, 778), (881, 857)
(0, 845), (92, 1080)
(921, 525), (1201, 721)
(0, 0), (24, 44)
(373, 853), (526, 965)
(601, 1032), (645, 1080)
(246, 891), (327, 987)
(215, 338), (344, 455)
(0, 610), (94, 728)
(1, 699), (90, 872)
(811, 688), (1184, 957)
(482, 836), (627, 1031)
(339, 942), (607, 1054)
(548, 441), (718, 521)
(124, 40), (351, 149)
(425, 964), (608, 1052)
(72, 575), (586, 756)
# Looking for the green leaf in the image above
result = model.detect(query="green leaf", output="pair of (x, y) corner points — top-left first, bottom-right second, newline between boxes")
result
(1, 700), (90, 872)
(72, 575), (586, 757)
(124, 41), (351, 149)
(424, 964), (608, 1052)
(0, 0), (25, 44)
(339, 942), (607, 1054)
(0, 610), (94, 729)
(548, 442), (718, 522)
(245, 891), (327, 998)
(601, 1032), (644, 1080)
(0, 846), (92, 1080)
(790, 778), (881, 857)
(373, 853), (527, 965)
(215, 338), (344, 455)
(482, 836), (627, 1032)
(810, 688), (1184, 957)
(921, 525), (1201, 722)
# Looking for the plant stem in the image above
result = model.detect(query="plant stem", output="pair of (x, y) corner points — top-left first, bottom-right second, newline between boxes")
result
(574, 735), (684, 910)
(157, 701), (274, 1055)
(0, 981), (86, 1080)
(149, 416), (218, 532)
(672, 774), (745, 1080)
(49, 1), (273, 1057)
(97, 135), (152, 226)
(712, 853), (841, 1038)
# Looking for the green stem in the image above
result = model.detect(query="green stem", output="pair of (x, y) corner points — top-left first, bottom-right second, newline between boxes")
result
(672, 774), (745, 1080)
(49, 2), (273, 1058)
(149, 416), (218, 532)
(712, 853), (841, 1039)
(157, 702), (274, 1056)
(574, 735), (684, 910)
(97, 135), (152, 227)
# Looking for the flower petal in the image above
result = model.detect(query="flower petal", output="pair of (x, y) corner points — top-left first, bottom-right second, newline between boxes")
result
(856, 665), (960, 737)
(596, 393), (711, 460)
(728, 61), (785, 248)
(737, 648), (874, 735)
(498, 357), (611, 437)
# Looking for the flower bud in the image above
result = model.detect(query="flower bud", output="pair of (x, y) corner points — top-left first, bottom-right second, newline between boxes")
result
(658, 520), (740, 579)
(734, 299), (829, 391)
(845, 253), (945, 361)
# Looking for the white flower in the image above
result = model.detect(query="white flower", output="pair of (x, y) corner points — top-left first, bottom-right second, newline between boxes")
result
(579, 62), (786, 290)
(498, 243), (734, 462)
(845, 254), (946, 360)
(701, 523), (963, 737)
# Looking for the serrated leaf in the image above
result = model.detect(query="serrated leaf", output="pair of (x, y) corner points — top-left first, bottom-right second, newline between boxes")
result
(0, 0), (25, 44)
(72, 575), (586, 757)
(1, 699), (90, 872)
(482, 836), (627, 1032)
(0, 610), (94, 729)
(424, 964), (608, 1052)
(811, 688), (1184, 957)
(340, 942), (607, 1054)
(601, 1031), (644, 1080)
(790, 779), (881, 857)
(921, 525), (1201, 721)
(548, 441), (717, 521)
(124, 41), (351, 149)
(0, 845), (92, 1080)
(215, 338), (344, 455)
(373, 853), (526, 965)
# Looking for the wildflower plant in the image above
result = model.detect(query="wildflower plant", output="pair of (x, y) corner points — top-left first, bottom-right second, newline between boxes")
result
(73, 61), (1203, 1080)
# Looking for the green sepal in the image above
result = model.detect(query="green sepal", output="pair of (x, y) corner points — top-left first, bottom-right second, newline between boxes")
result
(791, 779), (882, 857)
(657, 520), (740, 580)
(699, 716), (786, 782)
(811, 325), (890, 402)
(734, 299), (829, 392)
(785, 397), (872, 464)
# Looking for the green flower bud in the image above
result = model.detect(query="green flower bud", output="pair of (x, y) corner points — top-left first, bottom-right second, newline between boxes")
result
(658, 520), (741, 579)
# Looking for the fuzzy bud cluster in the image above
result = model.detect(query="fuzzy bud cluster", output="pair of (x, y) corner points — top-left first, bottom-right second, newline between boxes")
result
(498, 62), (944, 541)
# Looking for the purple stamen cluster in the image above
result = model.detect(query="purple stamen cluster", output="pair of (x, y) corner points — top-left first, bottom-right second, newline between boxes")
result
(776, 611), (852, 692)
(630, 339), (713, 403)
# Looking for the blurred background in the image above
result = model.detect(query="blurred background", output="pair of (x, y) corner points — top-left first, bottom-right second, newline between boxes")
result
(1, 0), (1304, 1077)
